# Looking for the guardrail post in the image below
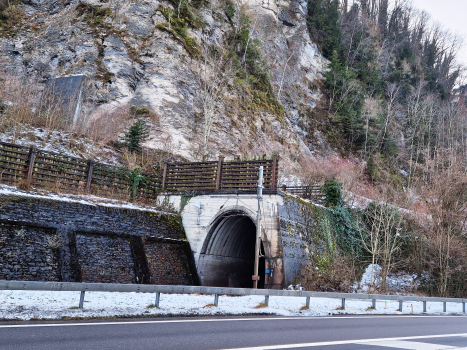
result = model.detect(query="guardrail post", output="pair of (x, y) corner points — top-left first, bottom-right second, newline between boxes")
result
(443, 302), (446, 313)
(423, 301), (427, 313)
(341, 298), (345, 310)
(214, 294), (219, 307)
(264, 295), (269, 307)
(306, 297), (310, 309)
(398, 300), (403, 311)
(463, 302), (465, 314)
(155, 292), (160, 308)
(371, 299), (376, 309)
(79, 291), (85, 309)
(26, 146), (36, 182)
(86, 159), (94, 193)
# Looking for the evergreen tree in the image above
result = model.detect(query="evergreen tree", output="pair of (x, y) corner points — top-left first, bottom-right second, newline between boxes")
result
(122, 119), (150, 153)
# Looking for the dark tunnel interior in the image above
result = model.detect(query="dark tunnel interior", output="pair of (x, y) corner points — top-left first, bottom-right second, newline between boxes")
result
(198, 211), (265, 288)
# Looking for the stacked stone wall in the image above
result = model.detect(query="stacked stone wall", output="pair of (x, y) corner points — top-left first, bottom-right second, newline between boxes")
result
(0, 223), (60, 281)
(0, 195), (197, 285)
(145, 241), (192, 285)
(76, 234), (135, 284)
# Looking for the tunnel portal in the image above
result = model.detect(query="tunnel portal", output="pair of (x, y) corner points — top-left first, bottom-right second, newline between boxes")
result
(197, 211), (265, 288)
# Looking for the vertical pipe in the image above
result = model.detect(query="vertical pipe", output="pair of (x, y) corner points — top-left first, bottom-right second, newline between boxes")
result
(253, 166), (263, 289)
(372, 299), (376, 309)
(155, 292), (160, 308)
(443, 302), (447, 313)
(463, 302), (465, 314)
(306, 297), (310, 309)
(264, 295), (269, 307)
(423, 301), (427, 313)
(214, 294), (219, 307)
(341, 298), (345, 309)
(399, 300), (403, 311)
(79, 291), (85, 309)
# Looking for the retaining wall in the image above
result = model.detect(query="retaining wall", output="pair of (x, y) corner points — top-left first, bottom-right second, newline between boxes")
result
(0, 194), (196, 285)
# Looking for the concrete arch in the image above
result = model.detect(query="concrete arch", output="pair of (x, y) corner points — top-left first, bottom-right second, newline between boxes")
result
(198, 209), (266, 288)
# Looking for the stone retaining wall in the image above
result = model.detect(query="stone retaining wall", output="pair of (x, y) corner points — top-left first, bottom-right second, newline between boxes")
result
(0, 195), (197, 285)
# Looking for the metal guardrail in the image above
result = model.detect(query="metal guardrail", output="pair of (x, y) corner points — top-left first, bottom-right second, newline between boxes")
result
(0, 280), (466, 313)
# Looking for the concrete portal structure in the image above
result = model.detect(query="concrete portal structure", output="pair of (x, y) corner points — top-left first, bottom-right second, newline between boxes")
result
(159, 192), (286, 289)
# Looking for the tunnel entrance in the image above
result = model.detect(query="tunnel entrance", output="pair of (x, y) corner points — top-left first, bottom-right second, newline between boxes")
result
(198, 211), (265, 288)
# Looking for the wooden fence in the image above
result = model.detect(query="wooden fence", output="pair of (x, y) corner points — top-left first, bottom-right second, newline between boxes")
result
(281, 184), (325, 203)
(0, 142), (280, 202)
(0, 141), (161, 202)
(161, 156), (279, 192)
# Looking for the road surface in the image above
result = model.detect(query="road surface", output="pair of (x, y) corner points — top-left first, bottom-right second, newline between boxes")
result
(0, 315), (466, 349)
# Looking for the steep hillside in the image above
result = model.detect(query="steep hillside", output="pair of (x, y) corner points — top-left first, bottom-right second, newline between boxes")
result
(0, 0), (329, 173)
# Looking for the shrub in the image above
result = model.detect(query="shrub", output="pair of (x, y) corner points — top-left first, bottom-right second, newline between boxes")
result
(322, 178), (343, 208)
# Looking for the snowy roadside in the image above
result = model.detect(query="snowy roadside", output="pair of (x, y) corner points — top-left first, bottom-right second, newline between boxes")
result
(0, 290), (463, 321)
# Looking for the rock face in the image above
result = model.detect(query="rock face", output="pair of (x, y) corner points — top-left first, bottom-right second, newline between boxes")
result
(0, 0), (327, 171)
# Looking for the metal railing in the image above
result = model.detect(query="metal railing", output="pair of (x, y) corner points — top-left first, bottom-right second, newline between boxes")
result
(1, 280), (466, 314)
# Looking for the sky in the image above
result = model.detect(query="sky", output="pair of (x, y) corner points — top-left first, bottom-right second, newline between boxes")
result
(410, 0), (467, 71)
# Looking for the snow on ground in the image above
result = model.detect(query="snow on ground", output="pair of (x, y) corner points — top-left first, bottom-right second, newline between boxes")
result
(353, 265), (420, 294)
(0, 126), (120, 164)
(0, 289), (463, 321)
(0, 184), (170, 214)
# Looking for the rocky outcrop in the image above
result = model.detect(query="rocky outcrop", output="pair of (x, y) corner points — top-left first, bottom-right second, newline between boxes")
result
(0, 0), (327, 171)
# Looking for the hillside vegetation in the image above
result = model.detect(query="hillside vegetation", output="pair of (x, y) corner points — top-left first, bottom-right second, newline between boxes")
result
(0, 0), (467, 297)
(300, 0), (467, 298)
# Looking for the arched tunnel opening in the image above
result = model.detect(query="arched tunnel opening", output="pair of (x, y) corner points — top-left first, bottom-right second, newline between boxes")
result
(198, 211), (265, 288)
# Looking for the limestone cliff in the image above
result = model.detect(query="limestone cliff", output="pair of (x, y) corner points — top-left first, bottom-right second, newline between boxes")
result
(0, 0), (327, 171)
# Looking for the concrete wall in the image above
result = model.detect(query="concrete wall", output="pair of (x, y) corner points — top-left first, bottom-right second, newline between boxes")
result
(278, 195), (333, 285)
(0, 195), (196, 285)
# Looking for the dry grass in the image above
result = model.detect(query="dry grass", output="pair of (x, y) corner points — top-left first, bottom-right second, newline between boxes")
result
(254, 303), (267, 309)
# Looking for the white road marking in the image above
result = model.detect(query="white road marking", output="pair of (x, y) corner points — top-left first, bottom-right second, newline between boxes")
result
(0, 315), (465, 329)
(219, 333), (467, 350)
(358, 340), (457, 349)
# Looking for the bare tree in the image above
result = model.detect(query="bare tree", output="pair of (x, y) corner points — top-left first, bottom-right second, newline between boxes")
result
(358, 200), (402, 292)
(194, 43), (233, 161)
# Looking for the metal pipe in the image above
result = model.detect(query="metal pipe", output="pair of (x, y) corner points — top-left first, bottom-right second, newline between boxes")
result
(253, 166), (263, 289)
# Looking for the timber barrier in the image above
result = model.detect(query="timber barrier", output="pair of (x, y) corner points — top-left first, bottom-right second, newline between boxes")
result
(0, 141), (280, 202)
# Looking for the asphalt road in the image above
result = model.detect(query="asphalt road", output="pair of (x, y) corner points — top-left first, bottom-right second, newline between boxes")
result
(0, 315), (467, 350)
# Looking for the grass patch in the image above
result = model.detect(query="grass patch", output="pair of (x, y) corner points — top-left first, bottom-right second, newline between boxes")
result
(300, 305), (309, 311)
(254, 303), (267, 309)
(155, 7), (201, 57)
(146, 304), (157, 309)
(365, 306), (376, 311)
(203, 303), (216, 308)
(0, 4), (26, 37)
(68, 306), (81, 310)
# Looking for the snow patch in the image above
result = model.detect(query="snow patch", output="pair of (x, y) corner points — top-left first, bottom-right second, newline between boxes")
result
(0, 289), (461, 321)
